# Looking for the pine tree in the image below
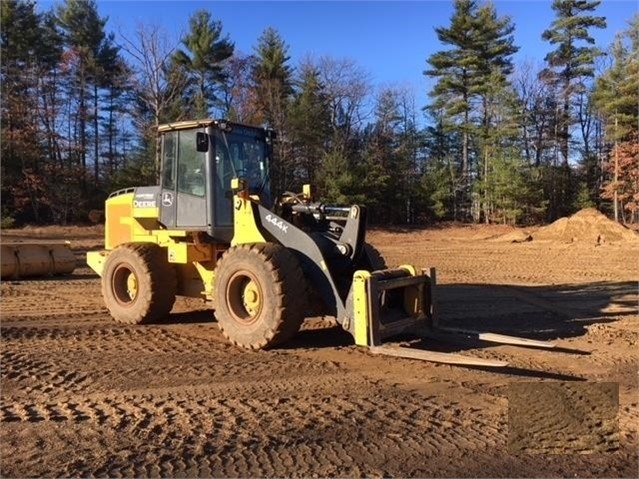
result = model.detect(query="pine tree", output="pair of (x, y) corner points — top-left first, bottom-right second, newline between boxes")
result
(38, 11), (65, 167)
(89, 33), (122, 186)
(289, 63), (331, 187)
(422, 107), (459, 220)
(424, 0), (518, 221)
(359, 87), (422, 224)
(473, 3), (518, 223)
(592, 24), (638, 143)
(56, 0), (115, 187)
(474, 69), (523, 223)
(317, 151), (365, 206)
(425, 0), (478, 192)
(360, 90), (398, 222)
(173, 10), (234, 118)
(1, 0), (46, 222)
(541, 0), (606, 164)
(251, 27), (294, 196)
(252, 27), (294, 126)
(395, 91), (425, 224)
(99, 51), (132, 180)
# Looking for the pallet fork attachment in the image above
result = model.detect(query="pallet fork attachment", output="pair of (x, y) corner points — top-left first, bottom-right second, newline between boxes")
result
(350, 267), (556, 367)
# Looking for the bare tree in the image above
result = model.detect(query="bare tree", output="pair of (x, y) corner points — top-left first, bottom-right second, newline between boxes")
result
(219, 52), (258, 123)
(513, 61), (558, 168)
(118, 22), (186, 166)
(315, 56), (372, 153)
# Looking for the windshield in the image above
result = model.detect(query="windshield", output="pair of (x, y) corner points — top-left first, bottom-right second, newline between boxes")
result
(214, 127), (270, 202)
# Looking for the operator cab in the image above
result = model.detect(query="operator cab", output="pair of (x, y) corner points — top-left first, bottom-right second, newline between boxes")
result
(157, 119), (273, 242)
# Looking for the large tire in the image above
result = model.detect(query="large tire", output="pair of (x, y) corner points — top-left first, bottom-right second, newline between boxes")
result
(102, 243), (177, 324)
(360, 242), (388, 271)
(214, 243), (307, 349)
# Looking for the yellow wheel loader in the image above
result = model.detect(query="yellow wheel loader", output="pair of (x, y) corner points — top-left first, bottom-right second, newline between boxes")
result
(87, 119), (555, 366)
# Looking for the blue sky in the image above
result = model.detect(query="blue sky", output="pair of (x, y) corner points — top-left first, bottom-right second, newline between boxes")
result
(41, 0), (637, 113)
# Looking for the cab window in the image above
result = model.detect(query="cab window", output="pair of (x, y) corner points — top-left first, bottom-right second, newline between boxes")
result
(177, 129), (206, 197)
(161, 132), (177, 189)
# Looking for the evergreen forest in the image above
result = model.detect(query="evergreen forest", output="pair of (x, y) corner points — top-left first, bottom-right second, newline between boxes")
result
(1, 0), (637, 226)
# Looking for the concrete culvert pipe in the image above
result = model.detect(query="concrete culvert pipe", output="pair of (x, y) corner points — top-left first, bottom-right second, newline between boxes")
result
(0, 242), (76, 279)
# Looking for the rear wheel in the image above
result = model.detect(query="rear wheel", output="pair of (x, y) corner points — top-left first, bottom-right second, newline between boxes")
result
(214, 243), (307, 349)
(102, 243), (177, 324)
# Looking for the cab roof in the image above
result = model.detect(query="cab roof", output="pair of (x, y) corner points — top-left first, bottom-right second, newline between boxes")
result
(157, 119), (267, 133)
(157, 119), (218, 133)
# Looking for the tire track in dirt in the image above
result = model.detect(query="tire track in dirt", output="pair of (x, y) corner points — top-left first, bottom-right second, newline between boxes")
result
(1, 336), (511, 479)
(1, 389), (506, 477)
(1, 322), (218, 355)
(1, 351), (95, 398)
(2, 228), (637, 478)
(1, 278), (103, 317)
(508, 382), (620, 454)
(1, 324), (352, 402)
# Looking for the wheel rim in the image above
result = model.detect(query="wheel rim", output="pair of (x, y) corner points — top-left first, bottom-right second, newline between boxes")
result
(112, 263), (138, 306)
(226, 271), (263, 324)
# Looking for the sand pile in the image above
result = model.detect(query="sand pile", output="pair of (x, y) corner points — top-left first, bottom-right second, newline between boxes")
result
(494, 230), (533, 243)
(533, 208), (638, 244)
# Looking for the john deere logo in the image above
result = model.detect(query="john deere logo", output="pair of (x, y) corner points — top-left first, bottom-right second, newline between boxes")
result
(162, 192), (174, 206)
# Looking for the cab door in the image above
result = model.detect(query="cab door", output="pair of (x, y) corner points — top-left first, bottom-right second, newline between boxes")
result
(159, 129), (208, 230)
(159, 131), (177, 228)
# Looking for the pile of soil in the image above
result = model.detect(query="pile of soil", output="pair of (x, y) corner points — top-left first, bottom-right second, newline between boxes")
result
(492, 230), (533, 243)
(534, 208), (638, 244)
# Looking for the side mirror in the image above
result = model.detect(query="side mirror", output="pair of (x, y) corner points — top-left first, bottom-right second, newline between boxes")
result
(196, 132), (209, 152)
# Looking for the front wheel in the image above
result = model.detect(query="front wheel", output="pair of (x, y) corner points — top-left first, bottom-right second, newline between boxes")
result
(214, 243), (307, 349)
(359, 242), (388, 271)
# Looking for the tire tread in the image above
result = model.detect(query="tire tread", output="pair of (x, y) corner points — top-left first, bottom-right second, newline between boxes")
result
(215, 243), (307, 349)
(102, 243), (177, 324)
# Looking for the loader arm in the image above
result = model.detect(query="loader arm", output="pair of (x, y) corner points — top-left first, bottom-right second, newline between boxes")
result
(255, 201), (350, 318)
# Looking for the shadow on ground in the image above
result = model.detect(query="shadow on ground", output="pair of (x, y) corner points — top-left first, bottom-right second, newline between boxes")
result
(435, 281), (637, 341)
(280, 280), (636, 379)
(159, 280), (636, 345)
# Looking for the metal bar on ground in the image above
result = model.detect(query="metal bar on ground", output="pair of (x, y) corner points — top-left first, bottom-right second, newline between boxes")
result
(369, 345), (509, 367)
(434, 327), (556, 349)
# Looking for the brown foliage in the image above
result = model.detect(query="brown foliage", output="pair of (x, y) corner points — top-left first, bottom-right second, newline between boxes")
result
(7, 163), (88, 225)
(601, 139), (639, 218)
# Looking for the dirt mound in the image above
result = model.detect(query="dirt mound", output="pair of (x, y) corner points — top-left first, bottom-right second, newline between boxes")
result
(492, 230), (533, 243)
(534, 208), (638, 244)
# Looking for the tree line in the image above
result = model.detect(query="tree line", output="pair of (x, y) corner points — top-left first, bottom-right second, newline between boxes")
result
(1, 0), (637, 226)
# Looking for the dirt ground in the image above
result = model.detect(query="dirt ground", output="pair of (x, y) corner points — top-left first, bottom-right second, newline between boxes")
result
(1, 223), (637, 478)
